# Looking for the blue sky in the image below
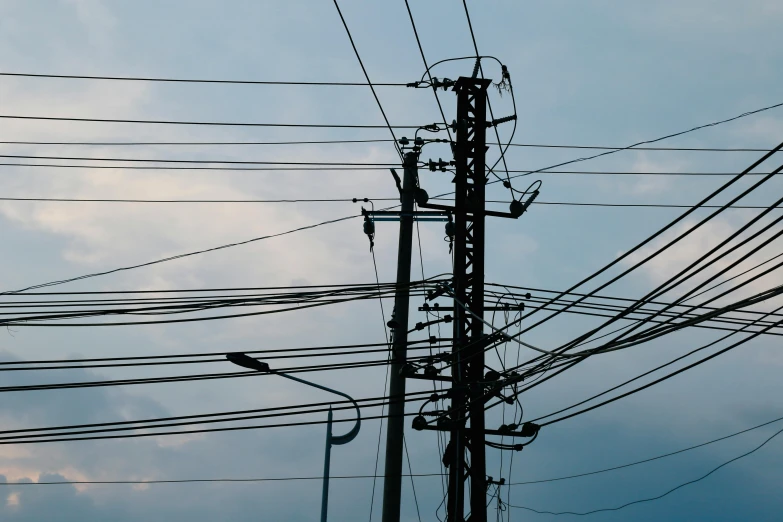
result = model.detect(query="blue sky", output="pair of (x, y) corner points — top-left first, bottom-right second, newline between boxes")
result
(0, 1), (782, 520)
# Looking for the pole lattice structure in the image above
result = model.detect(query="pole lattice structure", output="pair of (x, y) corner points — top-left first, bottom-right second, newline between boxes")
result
(446, 76), (491, 522)
(381, 151), (418, 522)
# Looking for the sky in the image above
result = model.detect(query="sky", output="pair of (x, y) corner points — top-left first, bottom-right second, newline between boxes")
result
(0, 0), (782, 520)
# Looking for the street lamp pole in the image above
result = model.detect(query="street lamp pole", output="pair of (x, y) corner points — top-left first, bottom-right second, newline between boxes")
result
(226, 353), (361, 522)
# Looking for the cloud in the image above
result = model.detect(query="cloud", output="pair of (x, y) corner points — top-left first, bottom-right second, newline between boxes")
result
(619, 213), (783, 304)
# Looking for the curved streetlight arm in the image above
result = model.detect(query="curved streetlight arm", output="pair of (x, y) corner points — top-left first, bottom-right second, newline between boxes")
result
(225, 352), (360, 445)
(271, 370), (361, 445)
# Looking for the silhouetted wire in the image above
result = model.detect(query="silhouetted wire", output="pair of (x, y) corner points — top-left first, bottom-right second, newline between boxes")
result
(574, 263), (783, 357)
(497, 295), (783, 337)
(0, 394), (433, 443)
(8, 280), (417, 295)
(488, 147), (783, 377)
(0, 287), (416, 309)
(539, 308), (783, 427)
(449, 281), (783, 427)
(368, 246), (392, 521)
(404, 0), (453, 145)
(0, 391), (431, 437)
(0, 114), (420, 129)
(686, 251), (783, 302)
(0, 71), (411, 86)
(404, 435), (423, 522)
(0, 139), (776, 151)
(490, 287), (783, 329)
(0, 154), (400, 166)
(0, 283), (442, 326)
(0, 473), (442, 487)
(558, 190), (783, 352)
(0, 411), (420, 445)
(0, 163), (395, 171)
(0, 196), (778, 210)
(332, 0), (403, 160)
(3, 162), (783, 175)
(493, 100), (783, 181)
(0, 344), (447, 372)
(0, 212), (362, 295)
(507, 143), (778, 152)
(0, 473), (446, 487)
(509, 424), (783, 516)
(486, 283), (783, 321)
(462, 0), (516, 195)
(0, 289), (405, 327)
(0, 358), (432, 394)
(0, 139), (402, 146)
(511, 413), (783, 486)
(421, 146), (783, 428)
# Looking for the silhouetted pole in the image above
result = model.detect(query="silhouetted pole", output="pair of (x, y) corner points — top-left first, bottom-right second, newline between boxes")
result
(381, 151), (417, 522)
(321, 408), (333, 522)
(447, 77), (490, 522)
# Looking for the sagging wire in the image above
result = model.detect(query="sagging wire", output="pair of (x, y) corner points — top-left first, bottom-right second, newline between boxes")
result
(367, 235), (391, 522)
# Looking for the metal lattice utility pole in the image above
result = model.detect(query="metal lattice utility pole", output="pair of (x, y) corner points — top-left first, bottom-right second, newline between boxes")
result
(381, 151), (418, 522)
(446, 76), (491, 522)
(409, 74), (534, 522)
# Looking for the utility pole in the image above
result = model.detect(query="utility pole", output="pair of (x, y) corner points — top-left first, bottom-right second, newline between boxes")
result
(381, 151), (418, 522)
(446, 76), (490, 522)
(370, 72), (533, 522)
(408, 75), (532, 522)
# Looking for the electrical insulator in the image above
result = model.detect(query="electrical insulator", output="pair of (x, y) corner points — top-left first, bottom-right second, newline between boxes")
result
(509, 199), (524, 217)
(521, 190), (540, 213)
(363, 218), (375, 236)
(484, 369), (500, 381)
(414, 188), (429, 206)
(445, 219), (455, 238)
(412, 415), (427, 431)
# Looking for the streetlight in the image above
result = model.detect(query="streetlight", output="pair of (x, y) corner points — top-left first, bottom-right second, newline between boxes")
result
(226, 352), (361, 522)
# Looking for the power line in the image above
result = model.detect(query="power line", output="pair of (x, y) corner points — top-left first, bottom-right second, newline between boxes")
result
(0, 139), (776, 151)
(2, 280), (428, 295)
(404, 0), (453, 145)
(0, 154), (399, 166)
(507, 143), (780, 152)
(2, 161), (781, 176)
(510, 413), (783, 486)
(0, 139), (402, 146)
(509, 424), (783, 516)
(0, 391), (430, 441)
(0, 114), (420, 129)
(3, 160), (783, 176)
(0, 358), (433, 395)
(538, 308), (783, 427)
(0, 196), (778, 210)
(0, 342), (445, 372)
(484, 146), (783, 380)
(0, 212), (363, 295)
(0, 163), (394, 171)
(0, 473), (446, 487)
(0, 71), (410, 86)
(0, 411), (420, 445)
(331, 0), (403, 160)
(494, 100), (783, 181)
